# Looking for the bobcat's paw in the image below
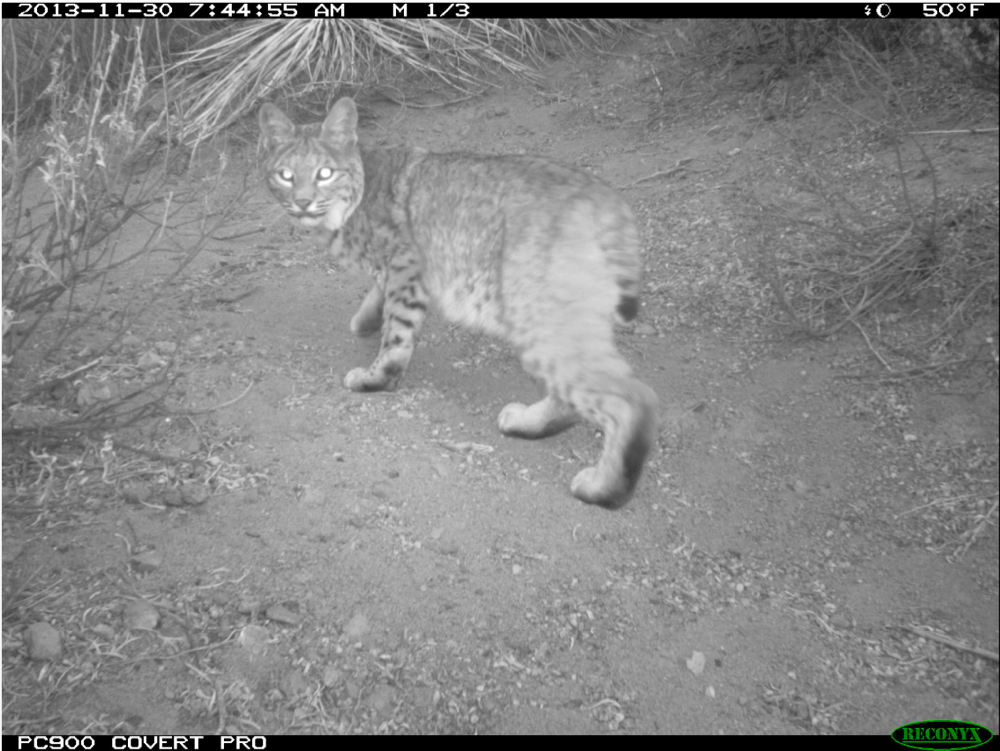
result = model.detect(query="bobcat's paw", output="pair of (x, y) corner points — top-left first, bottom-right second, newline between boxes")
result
(571, 466), (632, 510)
(344, 367), (374, 391)
(497, 403), (530, 435)
(344, 366), (401, 392)
(498, 398), (578, 439)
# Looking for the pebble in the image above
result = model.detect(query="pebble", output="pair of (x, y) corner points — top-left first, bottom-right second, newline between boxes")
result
(265, 604), (303, 626)
(123, 599), (160, 630)
(344, 612), (370, 639)
(237, 598), (262, 614)
(91, 623), (116, 640)
(322, 666), (344, 687)
(122, 483), (152, 505)
(130, 550), (163, 573)
(300, 485), (326, 505)
(181, 484), (210, 505)
(2, 538), (24, 563)
(25, 622), (62, 661)
(278, 668), (309, 699)
(367, 684), (397, 716)
(160, 488), (184, 507)
(237, 625), (271, 655)
(138, 350), (167, 370)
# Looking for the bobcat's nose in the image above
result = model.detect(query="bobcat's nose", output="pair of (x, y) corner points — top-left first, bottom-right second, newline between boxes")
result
(294, 198), (313, 211)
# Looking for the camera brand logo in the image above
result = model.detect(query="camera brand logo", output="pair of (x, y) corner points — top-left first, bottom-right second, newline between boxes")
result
(892, 720), (994, 751)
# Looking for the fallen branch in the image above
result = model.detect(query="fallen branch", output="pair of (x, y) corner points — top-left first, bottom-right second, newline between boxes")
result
(623, 158), (694, 188)
(904, 625), (999, 663)
(176, 380), (255, 415)
(908, 127), (999, 136)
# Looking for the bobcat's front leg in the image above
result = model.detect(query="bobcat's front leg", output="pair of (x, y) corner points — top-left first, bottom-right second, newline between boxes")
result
(344, 267), (429, 392)
(350, 282), (384, 338)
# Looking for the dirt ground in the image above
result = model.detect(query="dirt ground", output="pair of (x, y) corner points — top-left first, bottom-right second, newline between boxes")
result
(3, 24), (998, 735)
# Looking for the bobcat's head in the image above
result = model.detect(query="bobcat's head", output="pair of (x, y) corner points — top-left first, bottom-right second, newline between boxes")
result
(259, 98), (364, 233)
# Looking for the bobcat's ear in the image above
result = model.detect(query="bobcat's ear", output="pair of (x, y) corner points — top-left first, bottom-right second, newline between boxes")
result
(322, 97), (358, 148)
(259, 104), (295, 146)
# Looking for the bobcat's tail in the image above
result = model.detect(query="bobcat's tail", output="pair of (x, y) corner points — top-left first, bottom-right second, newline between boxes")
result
(615, 289), (640, 323)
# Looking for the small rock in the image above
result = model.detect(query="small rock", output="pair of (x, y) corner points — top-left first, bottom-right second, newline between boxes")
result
(787, 478), (810, 494)
(121, 334), (143, 348)
(237, 598), (261, 615)
(237, 625), (271, 655)
(343, 612), (370, 639)
(154, 341), (177, 354)
(122, 483), (152, 505)
(266, 604), (303, 626)
(137, 350), (168, 370)
(370, 480), (391, 500)
(160, 488), (184, 507)
(686, 651), (706, 675)
(345, 680), (361, 700)
(2, 538), (25, 563)
(130, 550), (162, 573)
(300, 485), (325, 505)
(25, 622), (62, 661)
(278, 668), (309, 699)
(91, 623), (116, 640)
(633, 322), (657, 336)
(76, 381), (116, 409)
(367, 683), (397, 716)
(438, 541), (460, 556)
(123, 599), (160, 630)
(322, 666), (344, 688)
(830, 614), (851, 629)
(181, 484), (210, 505)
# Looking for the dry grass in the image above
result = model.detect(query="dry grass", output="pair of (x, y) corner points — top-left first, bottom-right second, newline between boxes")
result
(746, 37), (999, 381)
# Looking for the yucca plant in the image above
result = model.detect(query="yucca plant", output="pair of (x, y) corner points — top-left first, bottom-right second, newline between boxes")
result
(161, 19), (634, 142)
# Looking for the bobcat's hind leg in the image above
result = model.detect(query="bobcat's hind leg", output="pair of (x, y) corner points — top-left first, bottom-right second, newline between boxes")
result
(350, 283), (384, 338)
(498, 395), (580, 438)
(568, 377), (658, 509)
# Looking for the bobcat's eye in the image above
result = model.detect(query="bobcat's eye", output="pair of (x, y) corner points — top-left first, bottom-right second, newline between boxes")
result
(316, 167), (337, 182)
(275, 168), (294, 184)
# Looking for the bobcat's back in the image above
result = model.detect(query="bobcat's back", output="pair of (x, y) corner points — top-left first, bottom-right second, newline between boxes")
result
(399, 152), (642, 336)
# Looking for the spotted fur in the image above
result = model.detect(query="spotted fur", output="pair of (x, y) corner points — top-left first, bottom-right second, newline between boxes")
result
(259, 98), (658, 508)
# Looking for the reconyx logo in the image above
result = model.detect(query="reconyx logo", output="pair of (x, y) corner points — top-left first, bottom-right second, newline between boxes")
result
(892, 720), (994, 751)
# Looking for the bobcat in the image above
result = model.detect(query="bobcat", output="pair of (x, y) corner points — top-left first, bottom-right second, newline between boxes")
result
(259, 98), (658, 508)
